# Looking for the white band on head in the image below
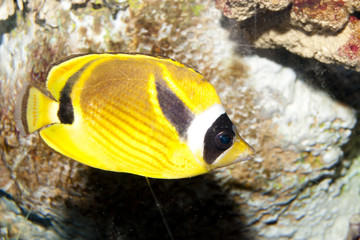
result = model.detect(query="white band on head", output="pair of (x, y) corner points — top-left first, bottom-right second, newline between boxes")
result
(186, 104), (225, 160)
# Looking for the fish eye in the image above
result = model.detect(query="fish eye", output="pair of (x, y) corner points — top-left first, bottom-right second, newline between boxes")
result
(215, 131), (234, 150)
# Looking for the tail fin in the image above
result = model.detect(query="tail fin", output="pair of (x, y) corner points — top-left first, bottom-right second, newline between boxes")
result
(14, 84), (60, 136)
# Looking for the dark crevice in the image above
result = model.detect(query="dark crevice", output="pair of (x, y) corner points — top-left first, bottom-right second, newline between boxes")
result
(71, 1), (88, 10)
(18, 206), (53, 228)
(352, 12), (360, 20)
(0, 189), (53, 229)
(0, 13), (17, 45)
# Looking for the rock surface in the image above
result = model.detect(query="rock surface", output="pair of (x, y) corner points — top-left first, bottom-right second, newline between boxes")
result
(216, 0), (360, 71)
(0, 0), (16, 21)
(0, 0), (359, 240)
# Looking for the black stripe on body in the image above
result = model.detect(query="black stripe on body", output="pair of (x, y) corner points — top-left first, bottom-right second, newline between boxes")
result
(58, 84), (75, 124)
(203, 114), (235, 164)
(57, 61), (94, 124)
(155, 79), (194, 138)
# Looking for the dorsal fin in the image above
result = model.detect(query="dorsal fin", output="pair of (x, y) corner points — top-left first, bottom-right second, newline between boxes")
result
(156, 61), (222, 115)
(46, 54), (102, 101)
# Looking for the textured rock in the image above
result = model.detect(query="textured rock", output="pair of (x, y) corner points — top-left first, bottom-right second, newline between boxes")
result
(216, 0), (360, 71)
(290, 0), (349, 32)
(217, 55), (357, 239)
(0, 189), (100, 239)
(215, 0), (258, 21)
(272, 157), (360, 240)
(215, 0), (291, 20)
(259, 0), (291, 11)
(0, 0), (16, 20)
(0, 0), (359, 240)
(346, 213), (360, 240)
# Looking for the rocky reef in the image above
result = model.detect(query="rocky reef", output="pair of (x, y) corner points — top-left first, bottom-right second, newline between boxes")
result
(216, 0), (360, 71)
(0, 0), (359, 239)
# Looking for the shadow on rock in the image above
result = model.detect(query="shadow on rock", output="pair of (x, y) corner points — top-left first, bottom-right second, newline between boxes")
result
(66, 169), (255, 240)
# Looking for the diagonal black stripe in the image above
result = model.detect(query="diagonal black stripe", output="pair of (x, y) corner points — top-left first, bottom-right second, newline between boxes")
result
(155, 78), (194, 138)
(57, 60), (95, 124)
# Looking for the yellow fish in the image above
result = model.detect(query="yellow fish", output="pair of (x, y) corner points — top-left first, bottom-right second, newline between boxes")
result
(15, 53), (254, 179)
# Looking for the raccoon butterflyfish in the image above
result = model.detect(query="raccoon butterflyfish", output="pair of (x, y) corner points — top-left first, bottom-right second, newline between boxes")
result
(15, 53), (254, 179)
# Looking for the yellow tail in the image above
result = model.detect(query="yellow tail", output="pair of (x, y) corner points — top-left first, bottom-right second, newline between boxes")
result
(15, 84), (60, 136)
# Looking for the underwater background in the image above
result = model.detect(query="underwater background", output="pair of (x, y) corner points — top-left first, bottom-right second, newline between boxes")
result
(1, 0), (360, 239)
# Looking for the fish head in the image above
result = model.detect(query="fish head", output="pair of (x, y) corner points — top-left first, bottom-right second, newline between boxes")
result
(207, 126), (254, 170)
(186, 104), (254, 173)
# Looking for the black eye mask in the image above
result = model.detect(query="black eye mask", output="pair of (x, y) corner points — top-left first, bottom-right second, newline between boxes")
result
(203, 113), (235, 164)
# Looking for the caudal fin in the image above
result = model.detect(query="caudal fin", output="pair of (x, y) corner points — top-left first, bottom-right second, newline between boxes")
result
(14, 84), (60, 136)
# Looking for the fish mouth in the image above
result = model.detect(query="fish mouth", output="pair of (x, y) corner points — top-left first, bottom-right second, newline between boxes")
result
(234, 154), (254, 164)
(233, 155), (255, 167)
(218, 153), (254, 168)
(232, 144), (255, 164)
(210, 144), (255, 170)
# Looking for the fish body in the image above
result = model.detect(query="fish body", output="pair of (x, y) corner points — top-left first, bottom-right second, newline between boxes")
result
(15, 53), (253, 179)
